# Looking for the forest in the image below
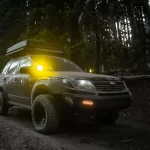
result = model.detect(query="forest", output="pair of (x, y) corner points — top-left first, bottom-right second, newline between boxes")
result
(0, 0), (150, 75)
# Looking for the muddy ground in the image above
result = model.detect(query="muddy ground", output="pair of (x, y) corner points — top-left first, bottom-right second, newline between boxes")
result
(0, 107), (149, 150)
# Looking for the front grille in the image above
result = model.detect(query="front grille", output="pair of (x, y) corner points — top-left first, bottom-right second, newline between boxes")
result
(92, 81), (126, 92)
(98, 92), (128, 96)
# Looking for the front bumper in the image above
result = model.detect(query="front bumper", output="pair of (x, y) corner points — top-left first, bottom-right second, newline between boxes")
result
(63, 91), (132, 115)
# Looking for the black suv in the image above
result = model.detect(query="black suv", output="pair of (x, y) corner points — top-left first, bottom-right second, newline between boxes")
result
(0, 41), (132, 134)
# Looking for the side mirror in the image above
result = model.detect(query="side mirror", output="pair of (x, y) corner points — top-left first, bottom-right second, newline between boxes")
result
(20, 66), (31, 74)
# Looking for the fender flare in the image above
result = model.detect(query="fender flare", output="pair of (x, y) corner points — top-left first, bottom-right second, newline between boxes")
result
(31, 82), (52, 105)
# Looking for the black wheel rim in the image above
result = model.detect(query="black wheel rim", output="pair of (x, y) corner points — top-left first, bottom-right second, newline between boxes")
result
(34, 103), (46, 127)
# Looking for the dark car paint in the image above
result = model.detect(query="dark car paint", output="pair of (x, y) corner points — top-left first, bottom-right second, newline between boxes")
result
(70, 92), (131, 113)
(50, 71), (120, 81)
(0, 55), (131, 113)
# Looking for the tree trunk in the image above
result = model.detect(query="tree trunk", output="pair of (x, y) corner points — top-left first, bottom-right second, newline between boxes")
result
(139, 6), (147, 73)
(143, 0), (150, 35)
(117, 21), (122, 43)
(92, 0), (101, 74)
(127, 0), (138, 42)
(109, 1), (117, 41)
(126, 14), (131, 46)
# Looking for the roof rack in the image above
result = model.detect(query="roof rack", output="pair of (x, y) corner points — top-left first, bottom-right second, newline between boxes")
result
(6, 40), (64, 58)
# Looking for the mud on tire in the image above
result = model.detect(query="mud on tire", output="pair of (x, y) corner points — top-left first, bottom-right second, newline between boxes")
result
(32, 94), (59, 134)
(0, 91), (9, 115)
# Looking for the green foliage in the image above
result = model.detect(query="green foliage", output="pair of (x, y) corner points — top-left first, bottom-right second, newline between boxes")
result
(0, 0), (149, 74)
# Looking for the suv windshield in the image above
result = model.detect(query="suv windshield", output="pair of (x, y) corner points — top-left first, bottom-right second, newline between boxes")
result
(33, 56), (83, 72)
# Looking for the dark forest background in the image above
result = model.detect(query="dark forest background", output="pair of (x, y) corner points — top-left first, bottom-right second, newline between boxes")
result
(0, 0), (150, 75)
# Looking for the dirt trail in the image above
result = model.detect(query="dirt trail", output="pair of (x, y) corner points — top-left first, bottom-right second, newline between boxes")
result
(0, 107), (150, 150)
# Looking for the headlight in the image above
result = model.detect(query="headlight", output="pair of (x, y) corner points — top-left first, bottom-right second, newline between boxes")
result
(62, 79), (96, 92)
(75, 80), (96, 91)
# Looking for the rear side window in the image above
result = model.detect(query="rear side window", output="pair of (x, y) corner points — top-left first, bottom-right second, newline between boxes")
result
(1, 62), (11, 75)
(20, 57), (32, 68)
(7, 59), (20, 74)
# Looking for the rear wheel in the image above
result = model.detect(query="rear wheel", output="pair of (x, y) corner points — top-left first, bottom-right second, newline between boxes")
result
(0, 92), (9, 116)
(32, 94), (59, 134)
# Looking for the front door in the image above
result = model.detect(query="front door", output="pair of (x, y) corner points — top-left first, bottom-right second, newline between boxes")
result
(15, 56), (35, 105)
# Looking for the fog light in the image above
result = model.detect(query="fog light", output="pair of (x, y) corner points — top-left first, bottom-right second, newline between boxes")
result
(82, 99), (94, 107)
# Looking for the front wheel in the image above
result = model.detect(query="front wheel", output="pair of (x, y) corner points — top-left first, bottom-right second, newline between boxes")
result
(32, 94), (59, 134)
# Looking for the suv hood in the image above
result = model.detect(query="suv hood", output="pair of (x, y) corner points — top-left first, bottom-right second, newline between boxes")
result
(51, 71), (120, 81)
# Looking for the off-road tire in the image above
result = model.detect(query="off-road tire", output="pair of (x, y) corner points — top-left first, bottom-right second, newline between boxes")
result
(96, 111), (119, 125)
(0, 91), (9, 115)
(32, 94), (59, 134)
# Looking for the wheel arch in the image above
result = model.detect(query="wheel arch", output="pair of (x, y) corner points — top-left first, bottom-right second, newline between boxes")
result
(31, 84), (52, 105)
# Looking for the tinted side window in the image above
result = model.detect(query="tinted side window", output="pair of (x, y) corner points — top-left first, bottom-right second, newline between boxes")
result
(8, 59), (20, 74)
(20, 57), (32, 68)
(2, 61), (11, 75)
